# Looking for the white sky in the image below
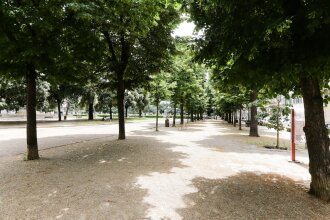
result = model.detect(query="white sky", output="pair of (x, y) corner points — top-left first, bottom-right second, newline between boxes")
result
(172, 21), (196, 37)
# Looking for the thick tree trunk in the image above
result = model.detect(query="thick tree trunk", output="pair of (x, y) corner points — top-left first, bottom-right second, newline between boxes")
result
(88, 101), (93, 120)
(139, 108), (142, 118)
(249, 90), (259, 137)
(57, 99), (61, 121)
(117, 74), (125, 140)
(180, 103), (184, 125)
(104, 30), (128, 139)
(156, 101), (159, 131)
(239, 108), (242, 130)
(300, 76), (330, 201)
(172, 103), (176, 127)
(109, 104), (113, 120)
(190, 111), (194, 122)
(26, 64), (39, 160)
(225, 113), (228, 121)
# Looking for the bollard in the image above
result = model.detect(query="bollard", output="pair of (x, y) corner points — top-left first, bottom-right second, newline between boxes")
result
(165, 118), (169, 127)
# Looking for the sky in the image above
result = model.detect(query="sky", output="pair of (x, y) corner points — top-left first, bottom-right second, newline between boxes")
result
(172, 21), (196, 37)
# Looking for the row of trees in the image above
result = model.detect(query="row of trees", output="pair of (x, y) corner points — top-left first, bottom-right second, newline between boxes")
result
(0, 1), (210, 160)
(0, 76), (151, 121)
(188, 0), (330, 200)
(0, 1), (182, 160)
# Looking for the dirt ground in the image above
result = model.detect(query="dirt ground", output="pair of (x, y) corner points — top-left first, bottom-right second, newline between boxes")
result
(0, 120), (329, 219)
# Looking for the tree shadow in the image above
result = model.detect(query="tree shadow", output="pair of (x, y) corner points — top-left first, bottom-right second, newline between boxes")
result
(0, 134), (115, 157)
(178, 172), (330, 219)
(0, 132), (188, 219)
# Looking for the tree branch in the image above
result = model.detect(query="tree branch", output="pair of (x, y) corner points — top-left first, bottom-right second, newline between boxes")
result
(103, 31), (118, 64)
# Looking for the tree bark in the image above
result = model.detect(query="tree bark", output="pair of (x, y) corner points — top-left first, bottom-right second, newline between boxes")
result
(104, 31), (129, 140)
(88, 101), (94, 120)
(172, 103), (176, 127)
(139, 108), (142, 118)
(249, 90), (259, 137)
(239, 108), (242, 130)
(109, 104), (113, 120)
(26, 64), (39, 160)
(233, 111), (237, 127)
(225, 113), (229, 121)
(190, 111), (194, 122)
(156, 100), (159, 131)
(65, 101), (70, 116)
(125, 106), (128, 118)
(57, 99), (61, 121)
(228, 112), (232, 123)
(300, 76), (330, 201)
(180, 102), (184, 125)
(117, 73), (125, 140)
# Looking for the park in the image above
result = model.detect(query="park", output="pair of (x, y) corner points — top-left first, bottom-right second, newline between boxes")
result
(1, 0), (330, 219)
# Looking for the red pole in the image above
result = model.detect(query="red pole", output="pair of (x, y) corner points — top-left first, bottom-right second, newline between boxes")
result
(291, 109), (295, 161)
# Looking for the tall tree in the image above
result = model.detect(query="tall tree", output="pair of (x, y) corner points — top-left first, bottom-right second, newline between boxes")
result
(68, 0), (180, 139)
(150, 71), (173, 131)
(0, 1), (71, 159)
(189, 0), (330, 200)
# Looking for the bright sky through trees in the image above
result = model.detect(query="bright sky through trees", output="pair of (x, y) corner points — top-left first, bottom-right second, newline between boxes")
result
(172, 21), (195, 37)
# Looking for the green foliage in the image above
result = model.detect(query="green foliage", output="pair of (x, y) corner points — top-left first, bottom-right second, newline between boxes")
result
(0, 76), (49, 112)
(133, 89), (150, 114)
(189, 0), (330, 93)
(168, 37), (209, 114)
(124, 90), (137, 110)
(258, 103), (291, 132)
(150, 71), (174, 105)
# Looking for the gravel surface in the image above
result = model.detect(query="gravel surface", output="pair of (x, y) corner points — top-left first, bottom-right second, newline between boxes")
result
(0, 120), (329, 219)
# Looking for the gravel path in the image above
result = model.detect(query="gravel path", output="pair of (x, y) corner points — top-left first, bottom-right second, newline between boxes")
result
(0, 120), (329, 219)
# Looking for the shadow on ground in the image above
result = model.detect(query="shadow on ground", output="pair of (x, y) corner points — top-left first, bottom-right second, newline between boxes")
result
(0, 131), (187, 219)
(178, 172), (330, 220)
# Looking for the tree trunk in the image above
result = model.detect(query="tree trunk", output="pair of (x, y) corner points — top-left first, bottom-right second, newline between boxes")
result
(26, 64), (39, 160)
(57, 99), (61, 121)
(180, 102), (184, 125)
(125, 106), (128, 118)
(88, 101), (93, 120)
(300, 76), (330, 201)
(228, 112), (232, 123)
(139, 108), (142, 118)
(239, 108), (242, 130)
(66, 101), (70, 116)
(172, 103), (176, 127)
(156, 100), (159, 131)
(109, 104), (113, 120)
(249, 90), (259, 137)
(117, 73), (125, 140)
(234, 111), (237, 127)
(190, 111), (194, 122)
(225, 113), (228, 121)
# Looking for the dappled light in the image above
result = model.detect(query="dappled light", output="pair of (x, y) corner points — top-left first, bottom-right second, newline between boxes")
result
(135, 121), (311, 219)
(1, 0), (330, 217)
